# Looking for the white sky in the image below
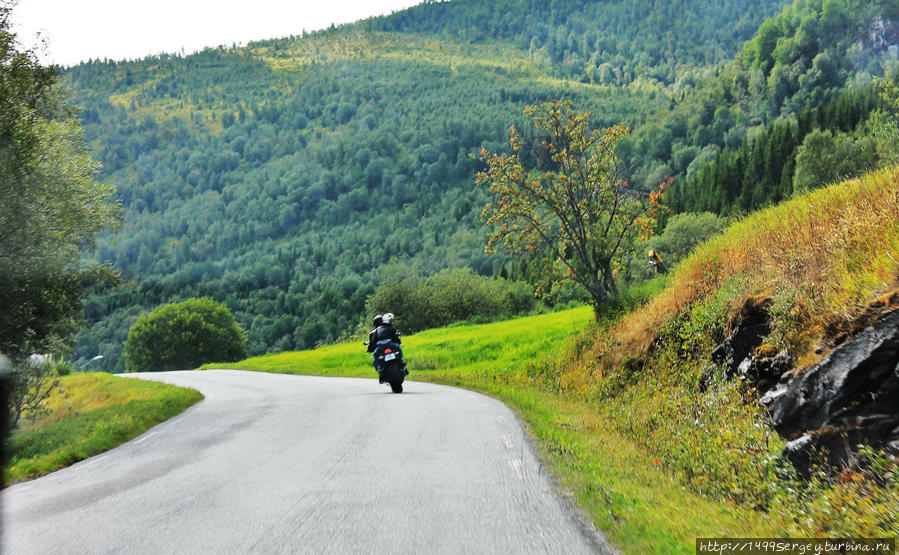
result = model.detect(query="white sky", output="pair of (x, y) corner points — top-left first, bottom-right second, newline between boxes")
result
(10, 0), (423, 67)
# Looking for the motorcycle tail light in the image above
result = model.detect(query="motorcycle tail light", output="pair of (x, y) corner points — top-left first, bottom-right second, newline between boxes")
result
(385, 349), (392, 354)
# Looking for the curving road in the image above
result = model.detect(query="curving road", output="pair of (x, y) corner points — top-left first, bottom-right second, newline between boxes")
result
(2, 370), (613, 554)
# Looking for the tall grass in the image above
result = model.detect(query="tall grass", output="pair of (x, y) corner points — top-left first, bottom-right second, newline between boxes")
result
(555, 167), (899, 536)
(595, 166), (899, 375)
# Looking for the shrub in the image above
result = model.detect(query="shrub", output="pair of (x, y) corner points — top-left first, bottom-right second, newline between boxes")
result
(366, 268), (535, 333)
(640, 212), (728, 279)
(7, 356), (64, 429)
(123, 298), (247, 372)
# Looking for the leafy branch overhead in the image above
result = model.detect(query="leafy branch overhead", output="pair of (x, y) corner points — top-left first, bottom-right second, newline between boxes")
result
(478, 100), (668, 316)
(0, 8), (121, 363)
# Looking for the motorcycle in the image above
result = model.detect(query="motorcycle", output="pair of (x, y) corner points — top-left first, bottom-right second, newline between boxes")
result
(364, 339), (408, 393)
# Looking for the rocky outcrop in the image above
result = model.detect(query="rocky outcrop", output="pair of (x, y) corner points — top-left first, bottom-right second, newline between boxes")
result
(762, 310), (899, 475)
(702, 297), (796, 394)
(856, 15), (899, 65)
(705, 297), (772, 385)
(704, 296), (899, 477)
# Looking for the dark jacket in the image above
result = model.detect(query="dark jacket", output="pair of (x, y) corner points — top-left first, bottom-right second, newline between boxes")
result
(367, 328), (377, 352)
(373, 324), (401, 345)
(367, 325), (400, 352)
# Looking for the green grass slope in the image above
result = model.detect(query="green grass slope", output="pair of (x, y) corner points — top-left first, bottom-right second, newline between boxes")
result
(216, 304), (592, 378)
(5, 373), (203, 484)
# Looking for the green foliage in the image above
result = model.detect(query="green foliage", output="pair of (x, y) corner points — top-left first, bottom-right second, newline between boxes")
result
(667, 87), (881, 215)
(67, 31), (671, 371)
(792, 129), (878, 193)
(5, 372), (202, 484)
(123, 298), (247, 372)
(871, 73), (899, 166)
(369, 0), (786, 85)
(365, 268), (534, 333)
(0, 6), (121, 364)
(479, 100), (668, 315)
(650, 0), (894, 214)
(780, 446), (899, 536)
(63, 0), (787, 371)
(641, 212), (728, 278)
(64, 0), (898, 371)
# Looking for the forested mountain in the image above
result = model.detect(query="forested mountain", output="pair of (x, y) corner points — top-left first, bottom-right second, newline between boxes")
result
(657, 0), (899, 212)
(69, 32), (665, 370)
(66, 0), (895, 371)
(367, 0), (787, 85)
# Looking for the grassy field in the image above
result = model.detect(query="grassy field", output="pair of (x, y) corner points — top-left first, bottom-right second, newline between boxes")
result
(217, 306), (593, 379)
(5, 372), (203, 484)
(205, 298), (778, 552)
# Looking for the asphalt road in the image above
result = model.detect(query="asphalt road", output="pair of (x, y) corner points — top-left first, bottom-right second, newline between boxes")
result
(3, 370), (613, 554)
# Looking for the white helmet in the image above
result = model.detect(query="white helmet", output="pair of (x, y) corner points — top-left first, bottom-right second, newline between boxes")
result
(382, 312), (395, 325)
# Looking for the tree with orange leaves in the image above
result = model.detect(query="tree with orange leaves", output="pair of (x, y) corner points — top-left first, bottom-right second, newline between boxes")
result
(477, 100), (668, 319)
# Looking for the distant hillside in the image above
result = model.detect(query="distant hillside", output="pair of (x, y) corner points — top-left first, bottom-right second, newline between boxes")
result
(657, 0), (899, 213)
(67, 0), (820, 371)
(68, 32), (660, 371)
(367, 0), (787, 85)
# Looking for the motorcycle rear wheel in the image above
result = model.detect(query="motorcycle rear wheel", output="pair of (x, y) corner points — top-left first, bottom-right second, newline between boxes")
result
(390, 381), (403, 393)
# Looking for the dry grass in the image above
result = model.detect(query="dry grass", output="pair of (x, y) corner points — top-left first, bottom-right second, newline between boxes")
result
(591, 166), (899, 377)
(548, 167), (899, 536)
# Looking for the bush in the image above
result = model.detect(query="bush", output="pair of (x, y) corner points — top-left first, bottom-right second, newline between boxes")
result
(7, 356), (64, 429)
(123, 298), (247, 372)
(637, 212), (728, 279)
(365, 268), (535, 333)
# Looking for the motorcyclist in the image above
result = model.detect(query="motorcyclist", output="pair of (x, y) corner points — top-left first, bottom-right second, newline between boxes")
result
(368, 312), (406, 378)
(372, 312), (401, 345)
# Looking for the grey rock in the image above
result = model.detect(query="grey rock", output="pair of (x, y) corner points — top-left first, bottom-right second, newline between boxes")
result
(710, 297), (772, 378)
(769, 310), (899, 474)
(736, 357), (753, 378)
(783, 433), (814, 472)
(760, 382), (788, 408)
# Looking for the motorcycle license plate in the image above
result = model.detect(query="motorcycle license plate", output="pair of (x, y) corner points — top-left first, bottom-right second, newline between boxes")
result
(384, 353), (396, 361)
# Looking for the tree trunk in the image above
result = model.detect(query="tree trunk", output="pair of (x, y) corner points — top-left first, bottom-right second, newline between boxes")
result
(589, 261), (617, 321)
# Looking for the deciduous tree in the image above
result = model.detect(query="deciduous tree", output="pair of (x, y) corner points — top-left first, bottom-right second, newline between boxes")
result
(478, 100), (667, 318)
(1, 4), (120, 425)
(0, 5), (121, 363)
(871, 74), (899, 167)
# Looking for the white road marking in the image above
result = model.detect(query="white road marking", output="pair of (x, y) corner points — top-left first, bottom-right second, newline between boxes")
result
(133, 431), (158, 445)
(508, 459), (523, 479)
(80, 455), (109, 468)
